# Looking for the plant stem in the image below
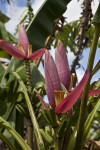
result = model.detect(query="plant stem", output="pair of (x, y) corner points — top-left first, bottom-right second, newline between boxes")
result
(74, 24), (100, 150)
(54, 127), (62, 150)
(15, 109), (24, 150)
(25, 60), (32, 94)
(54, 128), (59, 150)
(25, 60), (33, 149)
(27, 119), (33, 150)
(13, 72), (45, 150)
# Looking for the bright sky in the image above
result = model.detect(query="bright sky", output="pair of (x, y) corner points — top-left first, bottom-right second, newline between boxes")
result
(0, 0), (100, 83)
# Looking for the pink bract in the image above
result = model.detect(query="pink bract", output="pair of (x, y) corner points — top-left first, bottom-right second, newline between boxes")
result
(55, 40), (71, 90)
(0, 24), (46, 60)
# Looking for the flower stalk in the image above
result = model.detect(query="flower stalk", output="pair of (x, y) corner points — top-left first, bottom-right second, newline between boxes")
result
(25, 60), (32, 93)
(74, 24), (100, 150)
(25, 59), (33, 149)
(54, 127), (59, 150)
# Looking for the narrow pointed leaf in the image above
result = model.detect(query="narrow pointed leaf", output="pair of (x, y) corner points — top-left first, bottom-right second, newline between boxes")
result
(34, 88), (48, 109)
(92, 60), (100, 76)
(83, 96), (100, 142)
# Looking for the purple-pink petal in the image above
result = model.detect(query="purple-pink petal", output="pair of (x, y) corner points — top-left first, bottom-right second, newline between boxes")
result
(55, 40), (71, 90)
(0, 40), (26, 60)
(88, 89), (100, 97)
(34, 89), (49, 109)
(44, 51), (61, 109)
(27, 48), (46, 60)
(55, 69), (90, 114)
(18, 24), (29, 55)
(79, 89), (100, 98)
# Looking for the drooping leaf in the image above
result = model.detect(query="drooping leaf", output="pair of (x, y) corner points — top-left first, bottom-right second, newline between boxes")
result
(0, 11), (10, 23)
(12, 72), (45, 150)
(0, 117), (31, 150)
(26, 0), (71, 51)
(0, 132), (17, 150)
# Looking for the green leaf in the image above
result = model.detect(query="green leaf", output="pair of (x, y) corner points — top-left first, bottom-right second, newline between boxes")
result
(57, 120), (67, 137)
(41, 109), (58, 127)
(0, 50), (11, 59)
(26, 0), (71, 51)
(0, 57), (23, 88)
(16, 63), (45, 89)
(94, 79), (100, 89)
(0, 58), (24, 104)
(40, 127), (54, 145)
(0, 103), (14, 121)
(55, 20), (80, 54)
(0, 103), (15, 133)
(0, 117), (31, 150)
(0, 132), (17, 150)
(0, 21), (17, 59)
(0, 22), (9, 41)
(0, 11), (10, 23)
(67, 126), (77, 150)
(93, 3), (100, 25)
(8, 32), (17, 43)
(83, 96), (100, 142)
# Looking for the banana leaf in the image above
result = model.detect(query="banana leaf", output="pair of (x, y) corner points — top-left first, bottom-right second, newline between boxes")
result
(26, 0), (71, 51)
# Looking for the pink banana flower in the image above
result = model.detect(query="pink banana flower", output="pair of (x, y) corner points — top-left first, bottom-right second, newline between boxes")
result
(44, 41), (100, 114)
(45, 50), (90, 114)
(0, 24), (46, 60)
